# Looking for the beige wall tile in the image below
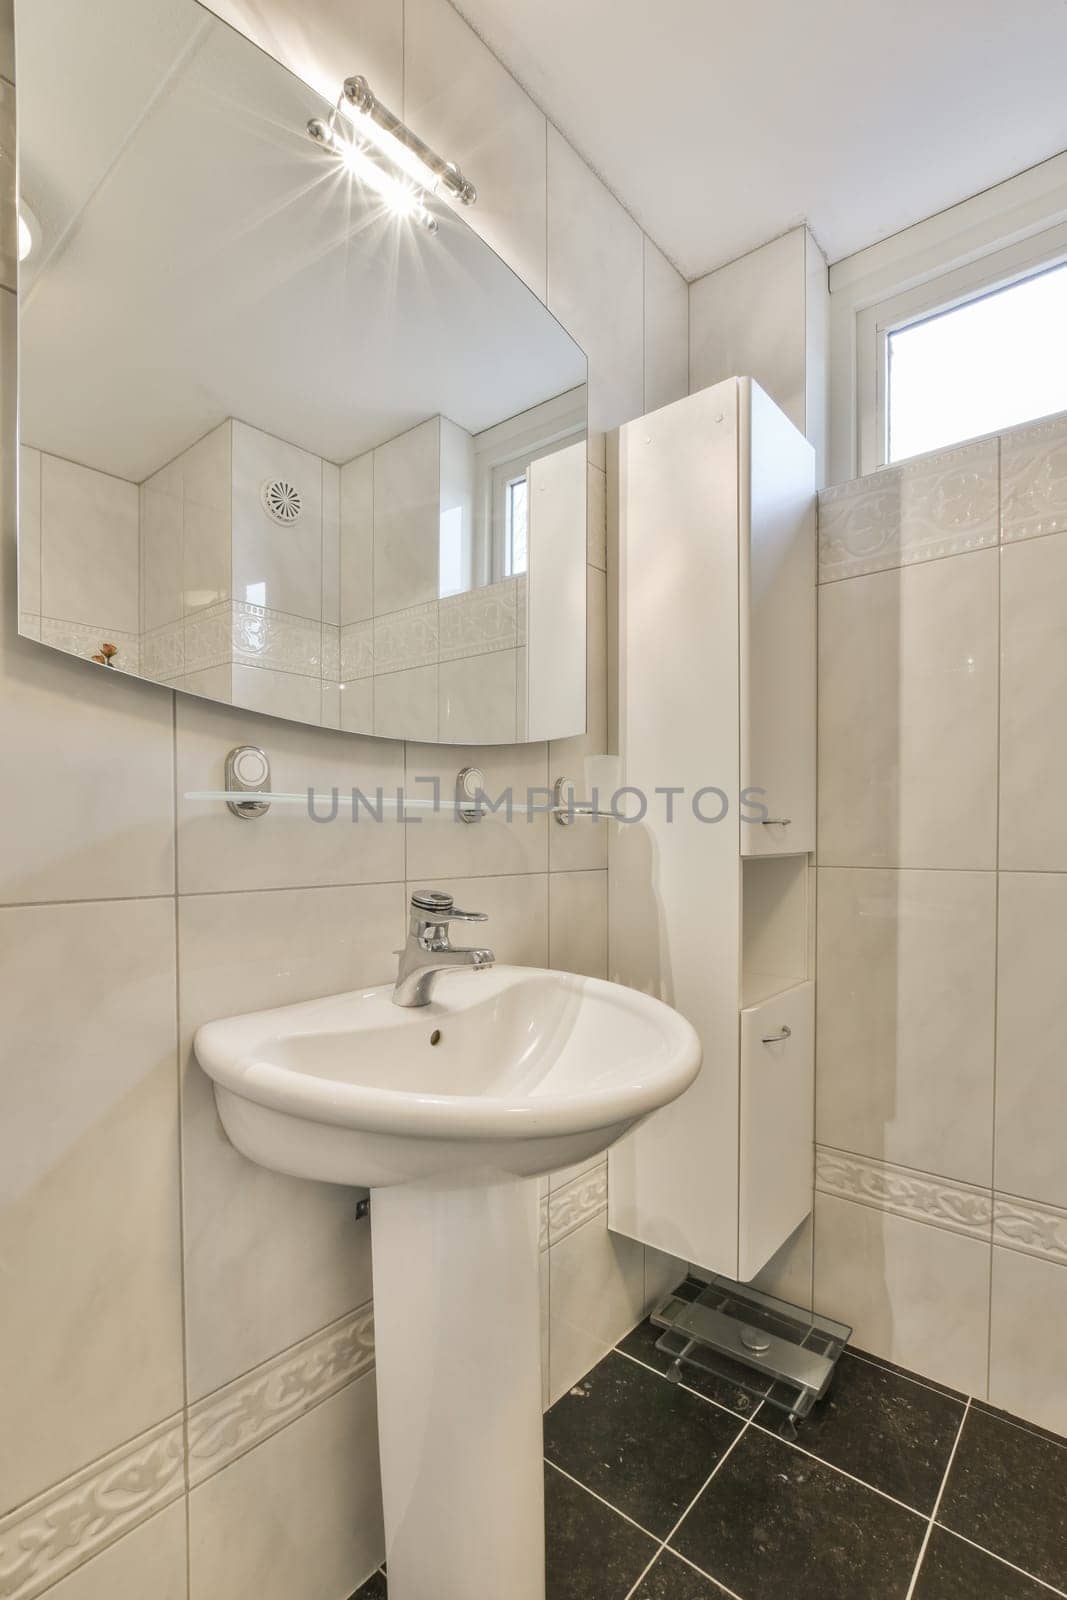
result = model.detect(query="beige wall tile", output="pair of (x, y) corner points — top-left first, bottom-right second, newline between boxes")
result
(17, 444), (41, 615)
(996, 871), (1067, 1210)
(438, 648), (518, 744)
(1000, 531), (1067, 870)
(44, 1502), (187, 1600)
(1, 339), (174, 905)
(231, 423), (323, 622)
(690, 229), (806, 432)
(40, 455), (140, 634)
(373, 420), (439, 617)
(340, 453), (373, 627)
(405, 740), (549, 881)
(549, 869), (607, 978)
(375, 662), (438, 742)
(818, 550), (998, 869)
(230, 662), (323, 724)
(178, 882), (403, 1399)
(404, 0), (547, 300)
(643, 236), (688, 415)
(546, 129), (643, 436)
(989, 1246), (1067, 1437)
(549, 564), (607, 872)
(813, 1192), (990, 1395)
(0, 899), (183, 1511)
(188, 1372), (384, 1600)
(175, 693), (404, 895)
(816, 866), (996, 1185)
(547, 1209), (645, 1405)
(586, 464), (607, 572)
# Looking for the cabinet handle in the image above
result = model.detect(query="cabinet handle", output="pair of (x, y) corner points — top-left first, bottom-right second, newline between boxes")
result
(761, 817), (792, 826)
(761, 1025), (792, 1044)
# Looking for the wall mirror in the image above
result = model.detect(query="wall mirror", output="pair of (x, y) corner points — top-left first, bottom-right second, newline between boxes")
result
(15, 0), (588, 744)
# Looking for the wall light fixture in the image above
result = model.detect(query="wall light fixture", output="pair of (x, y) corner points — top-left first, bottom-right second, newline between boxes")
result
(306, 73), (477, 235)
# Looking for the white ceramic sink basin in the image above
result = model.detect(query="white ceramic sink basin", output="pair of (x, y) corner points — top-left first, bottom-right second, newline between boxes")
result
(195, 964), (700, 1188)
(194, 963), (700, 1600)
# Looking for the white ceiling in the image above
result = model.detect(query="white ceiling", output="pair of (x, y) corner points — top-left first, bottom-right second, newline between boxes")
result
(453, 0), (1067, 279)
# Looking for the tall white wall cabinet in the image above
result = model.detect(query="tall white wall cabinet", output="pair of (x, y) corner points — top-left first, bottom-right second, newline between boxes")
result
(609, 378), (817, 1282)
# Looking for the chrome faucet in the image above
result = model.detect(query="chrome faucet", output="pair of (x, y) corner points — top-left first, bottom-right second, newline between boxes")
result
(392, 890), (495, 1007)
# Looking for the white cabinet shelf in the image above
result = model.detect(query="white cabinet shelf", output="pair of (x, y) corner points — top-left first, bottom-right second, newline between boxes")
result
(608, 378), (816, 1284)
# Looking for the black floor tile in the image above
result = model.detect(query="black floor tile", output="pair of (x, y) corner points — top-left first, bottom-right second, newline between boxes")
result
(546, 1461), (658, 1600)
(670, 1424), (926, 1600)
(938, 1406), (1067, 1590)
(544, 1350), (745, 1539)
(912, 1527), (1054, 1599)
(849, 1346), (965, 1403)
(764, 1350), (965, 1512)
(616, 1318), (768, 1416)
(348, 1572), (386, 1600)
(973, 1398), (1067, 1450)
(630, 1549), (722, 1597)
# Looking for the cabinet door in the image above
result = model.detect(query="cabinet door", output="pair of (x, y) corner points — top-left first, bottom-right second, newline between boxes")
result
(738, 981), (814, 1282)
(739, 380), (816, 856)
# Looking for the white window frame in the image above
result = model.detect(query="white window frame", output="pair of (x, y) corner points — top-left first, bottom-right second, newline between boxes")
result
(472, 387), (586, 584)
(828, 152), (1067, 482)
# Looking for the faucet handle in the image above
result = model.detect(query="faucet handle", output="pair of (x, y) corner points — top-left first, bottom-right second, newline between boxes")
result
(410, 889), (487, 923)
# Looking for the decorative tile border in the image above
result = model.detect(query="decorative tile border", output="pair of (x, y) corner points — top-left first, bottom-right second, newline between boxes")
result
(231, 602), (322, 678)
(548, 1162), (608, 1247)
(39, 618), (140, 674)
(141, 619), (184, 681)
(1000, 410), (1067, 543)
(994, 1193), (1067, 1267)
(438, 579), (518, 661)
(0, 1415), (184, 1600)
(815, 1146), (992, 1241)
(340, 620), (374, 681)
(373, 601), (439, 675)
(322, 623), (340, 684)
(183, 601), (232, 675)
(817, 437), (998, 581)
(186, 1301), (375, 1487)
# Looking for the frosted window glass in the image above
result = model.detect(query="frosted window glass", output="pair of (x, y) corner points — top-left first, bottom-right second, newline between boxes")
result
(887, 260), (1067, 463)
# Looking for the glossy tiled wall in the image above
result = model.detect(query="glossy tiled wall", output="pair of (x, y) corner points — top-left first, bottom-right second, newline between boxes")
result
(812, 414), (1067, 1433)
(0, 2), (688, 1594)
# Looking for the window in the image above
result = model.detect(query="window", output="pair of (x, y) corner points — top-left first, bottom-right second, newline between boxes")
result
(886, 259), (1067, 462)
(503, 473), (528, 576)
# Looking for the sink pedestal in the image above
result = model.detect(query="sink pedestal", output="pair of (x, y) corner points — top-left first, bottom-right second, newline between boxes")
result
(371, 1176), (545, 1600)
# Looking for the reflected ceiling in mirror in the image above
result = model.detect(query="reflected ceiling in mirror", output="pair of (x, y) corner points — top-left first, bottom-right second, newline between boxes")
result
(16, 0), (588, 744)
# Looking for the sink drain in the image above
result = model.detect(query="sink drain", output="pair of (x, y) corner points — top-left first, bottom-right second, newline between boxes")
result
(429, 1028), (442, 1046)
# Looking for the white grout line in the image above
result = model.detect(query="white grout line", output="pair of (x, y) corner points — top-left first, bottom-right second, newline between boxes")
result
(544, 1458), (660, 1545)
(842, 1346), (967, 1404)
(611, 1343), (763, 1423)
(904, 1398), (971, 1600)
(931, 1526), (1067, 1599)
(619, 1408), (758, 1600)
(747, 1414), (929, 1521)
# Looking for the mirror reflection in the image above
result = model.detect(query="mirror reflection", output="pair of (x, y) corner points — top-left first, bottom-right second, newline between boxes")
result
(16, 0), (588, 744)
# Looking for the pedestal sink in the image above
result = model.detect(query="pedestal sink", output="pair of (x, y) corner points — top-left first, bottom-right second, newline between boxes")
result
(195, 965), (701, 1600)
